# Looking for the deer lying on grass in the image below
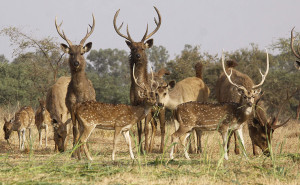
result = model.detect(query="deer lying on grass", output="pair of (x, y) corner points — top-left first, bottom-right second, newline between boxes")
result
(46, 76), (71, 152)
(170, 51), (269, 160)
(216, 59), (291, 156)
(74, 65), (158, 160)
(156, 62), (210, 153)
(3, 106), (35, 150)
(290, 27), (300, 70)
(113, 7), (163, 152)
(55, 15), (96, 150)
(35, 99), (51, 147)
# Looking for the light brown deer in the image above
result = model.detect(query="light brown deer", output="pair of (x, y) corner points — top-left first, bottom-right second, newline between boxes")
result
(113, 7), (162, 152)
(46, 76), (71, 152)
(35, 99), (51, 147)
(156, 62), (210, 153)
(290, 27), (300, 70)
(3, 106), (35, 150)
(55, 15), (96, 150)
(169, 51), (269, 160)
(216, 59), (290, 156)
(74, 65), (158, 160)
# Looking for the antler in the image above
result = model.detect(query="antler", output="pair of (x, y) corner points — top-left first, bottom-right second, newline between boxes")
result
(270, 88), (298, 130)
(133, 64), (147, 91)
(80, 14), (95, 46)
(55, 16), (73, 46)
(141, 6), (162, 42)
(113, 9), (134, 42)
(150, 66), (159, 91)
(221, 50), (248, 92)
(290, 27), (300, 59)
(252, 50), (269, 89)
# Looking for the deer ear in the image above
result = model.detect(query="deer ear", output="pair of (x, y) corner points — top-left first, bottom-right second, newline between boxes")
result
(83, 42), (92, 53)
(168, 80), (176, 89)
(125, 41), (132, 48)
(145, 39), (153, 48)
(60, 43), (70, 53)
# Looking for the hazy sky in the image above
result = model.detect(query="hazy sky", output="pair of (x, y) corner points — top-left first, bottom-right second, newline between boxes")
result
(1, 0), (300, 61)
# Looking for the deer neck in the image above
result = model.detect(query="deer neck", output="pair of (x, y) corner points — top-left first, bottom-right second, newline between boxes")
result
(70, 69), (89, 86)
(235, 103), (253, 123)
(132, 104), (153, 122)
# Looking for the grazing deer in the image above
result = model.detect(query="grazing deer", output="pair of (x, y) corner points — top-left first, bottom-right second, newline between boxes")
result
(55, 15), (96, 150)
(290, 27), (300, 70)
(3, 106), (35, 150)
(113, 7), (163, 152)
(216, 59), (290, 156)
(35, 99), (51, 147)
(46, 76), (72, 152)
(156, 62), (210, 153)
(170, 51), (269, 160)
(74, 65), (158, 160)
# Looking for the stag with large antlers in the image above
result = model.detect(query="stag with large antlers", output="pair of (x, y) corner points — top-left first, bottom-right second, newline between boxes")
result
(3, 106), (35, 150)
(290, 27), (300, 70)
(113, 7), (163, 152)
(216, 56), (291, 156)
(55, 15), (96, 151)
(74, 65), (158, 160)
(169, 51), (269, 160)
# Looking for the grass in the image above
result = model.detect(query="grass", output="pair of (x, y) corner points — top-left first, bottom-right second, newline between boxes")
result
(0, 110), (299, 184)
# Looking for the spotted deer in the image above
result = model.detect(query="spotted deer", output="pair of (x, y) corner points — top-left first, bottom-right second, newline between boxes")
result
(156, 62), (210, 153)
(169, 51), (269, 160)
(3, 106), (35, 150)
(216, 59), (291, 156)
(35, 99), (51, 147)
(46, 76), (72, 152)
(55, 15), (96, 150)
(113, 7), (163, 152)
(74, 65), (158, 160)
(290, 27), (300, 70)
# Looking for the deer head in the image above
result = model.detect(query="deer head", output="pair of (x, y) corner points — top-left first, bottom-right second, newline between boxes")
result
(250, 89), (296, 156)
(221, 50), (269, 115)
(133, 64), (158, 106)
(113, 7), (161, 64)
(52, 118), (71, 152)
(38, 99), (47, 112)
(3, 117), (13, 140)
(156, 80), (176, 108)
(55, 15), (95, 73)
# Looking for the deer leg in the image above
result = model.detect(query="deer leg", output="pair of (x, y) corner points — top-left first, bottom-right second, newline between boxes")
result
(22, 130), (26, 150)
(149, 116), (157, 153)
(144, 114), (151, 152)
(38, 129), (42, 147)
(252, 143), (259, 156)
(45, 125), (48, 148)
(195, 129), (202, 154)
(122, 130), (135, 160)
(173, 118), (180, 153)
(18, 131), (22, 150)
(137, 121), (143, 152)
(235, 127), (247, 158)
(234, 132), (240, 155)
(79, 124), (95, 161)
(221, 130), (229, 160)
(112, 127), (122, 161)
(159, 108), (166, 153)
(183, 132), (192, 160)
(170, 126), (191, 160)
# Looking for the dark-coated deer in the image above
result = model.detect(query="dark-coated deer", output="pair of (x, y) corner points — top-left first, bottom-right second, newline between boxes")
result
(55, 15), (96, 151)
(46, 76), (72, 152)
(35, 99), (51, 147)
(290, 27), (300, 70)
(74, 65), (158, 160)
(3, 106), (35, 150)
(216, 59), (290, 156)
(170, 51), (269, 160)
(156, 62), (210, 153)
(113, 7), (162, 152)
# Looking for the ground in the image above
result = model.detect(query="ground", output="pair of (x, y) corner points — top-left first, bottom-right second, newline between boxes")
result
(0, 107), (299, 184)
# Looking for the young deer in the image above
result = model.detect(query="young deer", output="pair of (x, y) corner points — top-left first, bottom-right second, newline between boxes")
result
(170, 51), (269, 160)
(74, 65), (158, 160)
(35, 99), (51, 147)
(3, 106), (35, 150)
(113, 7), (163, 152)
(55, 15), (96, 150)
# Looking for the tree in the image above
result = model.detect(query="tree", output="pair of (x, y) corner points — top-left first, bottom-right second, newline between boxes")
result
(146, 45), (169, 70)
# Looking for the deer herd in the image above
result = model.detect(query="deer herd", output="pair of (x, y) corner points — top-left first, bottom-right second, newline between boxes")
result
(2, 7), (299, 161)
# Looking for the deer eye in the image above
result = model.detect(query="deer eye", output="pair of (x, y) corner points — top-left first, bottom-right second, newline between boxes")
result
(163, 93), (167, 96)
